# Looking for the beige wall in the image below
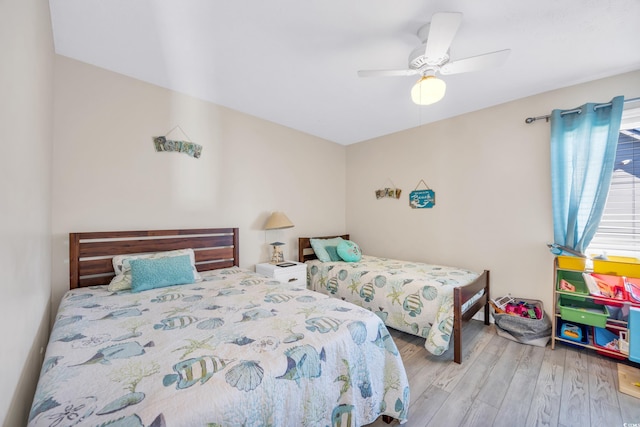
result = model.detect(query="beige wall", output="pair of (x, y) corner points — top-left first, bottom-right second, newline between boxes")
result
(51, 56), (347, 310)
(346, 70), (640, 312)
(3, 4), (638, 423)
(0, 0), (54, 425)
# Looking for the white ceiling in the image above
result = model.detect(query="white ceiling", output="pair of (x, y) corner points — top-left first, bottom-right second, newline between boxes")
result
(49, 0), (640, 145)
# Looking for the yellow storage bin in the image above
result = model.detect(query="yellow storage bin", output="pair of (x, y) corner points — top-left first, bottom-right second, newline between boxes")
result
(592, 256), (640, 278)
(556, 256), (586, 271)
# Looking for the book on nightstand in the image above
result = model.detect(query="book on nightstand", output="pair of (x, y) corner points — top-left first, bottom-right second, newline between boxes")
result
(276, 262), (297, 268)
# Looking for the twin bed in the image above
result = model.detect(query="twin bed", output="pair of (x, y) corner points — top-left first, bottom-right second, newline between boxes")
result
(299, 235), (490, 365)
(29, 229), (410, 427)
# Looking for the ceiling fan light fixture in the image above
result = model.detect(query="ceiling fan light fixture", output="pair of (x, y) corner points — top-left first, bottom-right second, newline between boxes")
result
(411, 75), (446, 105)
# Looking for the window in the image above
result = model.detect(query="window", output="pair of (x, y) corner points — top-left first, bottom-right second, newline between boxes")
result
(588, 106), (640, 257)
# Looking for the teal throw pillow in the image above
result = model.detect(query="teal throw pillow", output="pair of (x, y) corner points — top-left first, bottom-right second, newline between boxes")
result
(324, 245), (341, 262)
(130, 254), (195, 293)
(337, 240), (362, 262)
(310, 237), (344, 262)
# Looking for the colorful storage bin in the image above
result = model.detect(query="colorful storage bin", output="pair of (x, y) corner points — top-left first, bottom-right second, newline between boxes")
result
(557, 255), (586, 271)
(593, 327), (626, 360)
(556, 270), (589, 301)
(592, 256), (640, 278)
(557, 296), (609, 328)
(626, 278), (640, 304)
(630, 307), (640, 364)
(556, 319), (588, 348)
(583, 273), (628, 307)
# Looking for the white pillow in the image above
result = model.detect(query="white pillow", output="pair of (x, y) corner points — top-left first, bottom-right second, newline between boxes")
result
(108, 248), (202, 292)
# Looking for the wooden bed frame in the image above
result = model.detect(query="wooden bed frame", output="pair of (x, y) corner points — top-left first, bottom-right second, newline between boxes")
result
(299, 235), (490, 364)
(58, 228), (404, 425)
(69, 228), (239, 289)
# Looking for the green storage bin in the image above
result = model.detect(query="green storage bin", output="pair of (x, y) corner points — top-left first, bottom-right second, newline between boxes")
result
(556, 270), (589, 301)
(558, 296), (609, 328)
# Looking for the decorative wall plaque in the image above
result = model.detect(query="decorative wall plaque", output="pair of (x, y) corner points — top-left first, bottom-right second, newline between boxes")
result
(409, 180), (435, 209)
(153, 125), (202, 158)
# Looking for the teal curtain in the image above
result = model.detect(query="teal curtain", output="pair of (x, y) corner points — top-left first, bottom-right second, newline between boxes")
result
(550, 96), (624, 255)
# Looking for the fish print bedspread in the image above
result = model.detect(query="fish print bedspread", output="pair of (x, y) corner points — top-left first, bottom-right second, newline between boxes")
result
(307, 256), (481, 356)
(29, 267), (410, 427)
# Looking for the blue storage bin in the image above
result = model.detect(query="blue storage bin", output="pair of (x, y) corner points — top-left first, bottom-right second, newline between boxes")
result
(630, 307), (640, 363)
(593, 327), (626, 360)
(556, 319), (588, 347)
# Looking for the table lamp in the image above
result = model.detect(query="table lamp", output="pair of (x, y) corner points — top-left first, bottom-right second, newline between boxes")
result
(264, 211), (294, 264)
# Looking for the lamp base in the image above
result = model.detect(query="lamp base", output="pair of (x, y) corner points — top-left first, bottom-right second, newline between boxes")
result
(270, 245), (284, 264)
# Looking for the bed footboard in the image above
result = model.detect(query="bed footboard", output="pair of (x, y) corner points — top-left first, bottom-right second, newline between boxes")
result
(453, 269), (490, 364)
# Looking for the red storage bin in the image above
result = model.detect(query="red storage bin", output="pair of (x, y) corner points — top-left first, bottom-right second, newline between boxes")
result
(626, 278), (640, 304)
(583, 273), (628, 307)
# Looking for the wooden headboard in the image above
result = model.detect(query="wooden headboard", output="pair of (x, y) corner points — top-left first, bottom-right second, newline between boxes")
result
(69, 228), (239, 289)
(298, 234), (350, 263)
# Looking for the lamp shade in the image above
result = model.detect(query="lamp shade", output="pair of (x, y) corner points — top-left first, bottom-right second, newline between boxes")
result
(264, 212), (294, 230)
(411, 75), (446, 105)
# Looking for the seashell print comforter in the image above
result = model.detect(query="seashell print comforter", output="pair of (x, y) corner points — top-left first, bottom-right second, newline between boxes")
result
(307, 256), (481, 356)
(29, 267), (409, 427)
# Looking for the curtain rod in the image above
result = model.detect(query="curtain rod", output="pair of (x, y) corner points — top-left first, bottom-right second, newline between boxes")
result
(525, 96), (640, 124)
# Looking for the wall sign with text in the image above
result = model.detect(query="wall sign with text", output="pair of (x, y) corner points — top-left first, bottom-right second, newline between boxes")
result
(409, 180), (435, 209)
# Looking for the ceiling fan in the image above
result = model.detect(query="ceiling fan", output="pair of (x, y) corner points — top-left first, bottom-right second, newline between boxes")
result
(358, 12), (511, 105)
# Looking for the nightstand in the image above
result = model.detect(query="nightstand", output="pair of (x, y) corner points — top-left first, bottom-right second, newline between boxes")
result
(255, 261), (307, 289)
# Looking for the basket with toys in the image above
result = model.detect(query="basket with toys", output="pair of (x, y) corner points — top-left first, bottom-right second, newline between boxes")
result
(490, 295), (551, 347)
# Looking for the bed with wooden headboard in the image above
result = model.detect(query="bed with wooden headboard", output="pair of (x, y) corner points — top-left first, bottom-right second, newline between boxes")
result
(28, 228), (410, 426)
(69, 227), (240, 288)
(299, 234), (490, 364)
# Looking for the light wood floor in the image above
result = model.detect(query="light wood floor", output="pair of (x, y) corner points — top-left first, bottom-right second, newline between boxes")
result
(367, 320), (640, 427)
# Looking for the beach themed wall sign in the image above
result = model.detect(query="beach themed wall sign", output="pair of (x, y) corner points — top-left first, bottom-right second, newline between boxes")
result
(153, 125), (202, 159)
(409, 179), (435, 209)
(375, 178), (402, 200)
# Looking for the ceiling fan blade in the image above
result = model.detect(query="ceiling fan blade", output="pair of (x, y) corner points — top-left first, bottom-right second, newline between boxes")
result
(357, 69), (419, 78)
(439, 49), (511, 75)
(424, 12), (463, 62)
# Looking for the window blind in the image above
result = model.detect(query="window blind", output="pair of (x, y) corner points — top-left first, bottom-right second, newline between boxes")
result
(589, 128), (640, 257)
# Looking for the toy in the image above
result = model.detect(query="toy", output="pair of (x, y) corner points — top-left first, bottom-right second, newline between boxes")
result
(490, 294), (515, 314)
(560, 323), (583, 341)
(504, 301), (542, 319)
(559, 279), (576, 292)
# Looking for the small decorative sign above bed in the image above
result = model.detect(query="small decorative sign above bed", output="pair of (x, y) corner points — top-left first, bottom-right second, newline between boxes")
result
(153, 136), (202, 158)
(153, 125), (202, 159)
(410, 179), (435, 208)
